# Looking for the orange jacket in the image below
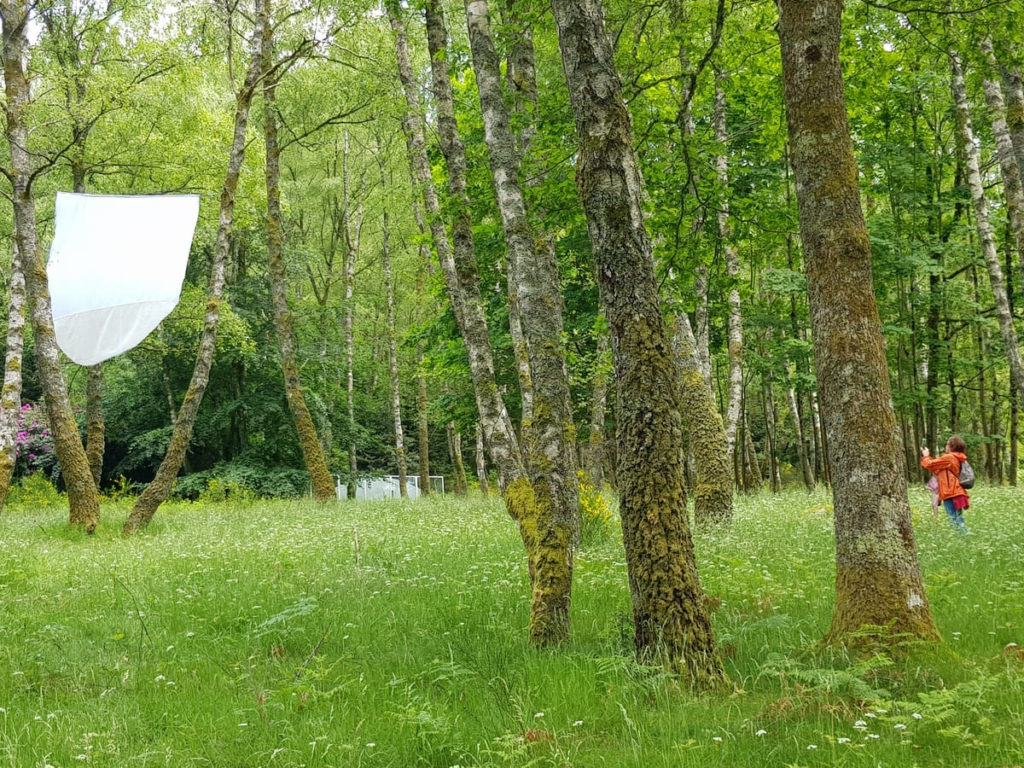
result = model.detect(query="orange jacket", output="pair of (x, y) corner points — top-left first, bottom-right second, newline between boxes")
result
(921, 451), (968, 501)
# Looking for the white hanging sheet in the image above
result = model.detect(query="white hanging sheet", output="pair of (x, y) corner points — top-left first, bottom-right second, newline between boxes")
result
(47, 192), (200, 366)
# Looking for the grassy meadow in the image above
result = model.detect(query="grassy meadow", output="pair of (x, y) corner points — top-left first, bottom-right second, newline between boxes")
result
(1, 483), (1022, 767)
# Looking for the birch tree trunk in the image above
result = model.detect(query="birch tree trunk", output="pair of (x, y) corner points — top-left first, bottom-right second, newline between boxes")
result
(376, 141), (408, 498)
(124, 0), (266, 534)
(389, 0), (573, 645)
(673, 315), (733, 525)
(550, 0), (724, 686)
(981, 38), (1024, 281)
(262, 19), (335, 502)
(950, 51), (1024, 407)
(464, 0), (578, 636)
(1000, 63), (1024, 179)
(342, 137), (365, 496)
(3, 0), (100, 531)
(0, 241), (26, 514)
(714, 72), (744, 475)
(778, 0), (939, 643)
(448, 423), (468, 496)
(411, 197), (432, 495)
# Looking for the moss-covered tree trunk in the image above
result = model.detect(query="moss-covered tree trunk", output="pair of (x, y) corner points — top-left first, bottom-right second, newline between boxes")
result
(951, 50), (1024, 407)
(1001, 62), (1024, 181)
(777, 0), (939, 643)
(673, 315), (733, 526)
(123, 0), (266, 534)
(464, 0), (578, 641)
(550, 0), (725, 685)
(3, 0), (100, 532)
(262, 19), (335, 502)
(0, 241), (27, 514)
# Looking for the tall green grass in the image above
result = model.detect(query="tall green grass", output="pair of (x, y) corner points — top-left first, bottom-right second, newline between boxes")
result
(1, 485), (1022, 766)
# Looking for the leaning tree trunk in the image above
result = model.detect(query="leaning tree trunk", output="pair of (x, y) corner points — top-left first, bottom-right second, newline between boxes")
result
(1001, 62), (1024, 181)
(0, 242), (27, 514)
(3, 0), (99, 531)
(951, 51), (1024, 407)
(673, 314), (733, 525)
(550, 0), (725, 686)
(262, 21), (335, 502)
(71, 168), (106, 490)
(464, 0), (578, 639)
(778, 0), (939, 643)
(123, 0), (266, 534)
(981, 39), (1024, 281)
(376, 141), (408, 498)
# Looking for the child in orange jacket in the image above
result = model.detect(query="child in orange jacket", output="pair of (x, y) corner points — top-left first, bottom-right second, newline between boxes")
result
(921, 435), (970, 533)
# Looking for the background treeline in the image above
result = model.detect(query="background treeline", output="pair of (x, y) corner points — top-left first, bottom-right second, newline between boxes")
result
(2, 0), (1022, 497)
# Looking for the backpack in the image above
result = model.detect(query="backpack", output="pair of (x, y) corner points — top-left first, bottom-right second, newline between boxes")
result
(959, 459), (976, 490)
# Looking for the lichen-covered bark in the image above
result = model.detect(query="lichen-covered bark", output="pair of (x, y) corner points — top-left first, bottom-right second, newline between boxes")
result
(714, 73), (744, 475)
(0, 242), (27, 514)
(550, 0), (724, 686)
(980, 39), (1024, 284)
(3, 0), (99, 531)
(673, 315), (733, 526)
(376, 143), (408, 498)
(85, 365), (104, 488)
(262, 21), (335, 502)
(1001, 63), (1024, 183)
(950, 50), (1024, 407)
(123, 0), (266, 534)
(777, 0), (939, 643)
(464, 0), (577, 640)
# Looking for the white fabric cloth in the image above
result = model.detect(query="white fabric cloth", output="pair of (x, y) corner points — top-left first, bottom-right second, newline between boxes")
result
(48, 192), (200, 366)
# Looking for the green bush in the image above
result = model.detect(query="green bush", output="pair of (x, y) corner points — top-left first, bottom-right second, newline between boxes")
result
(170, 460), (310, 500)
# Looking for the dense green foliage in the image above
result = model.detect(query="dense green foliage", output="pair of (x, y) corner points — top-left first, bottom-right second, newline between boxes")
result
(1, 488), (1022, 766)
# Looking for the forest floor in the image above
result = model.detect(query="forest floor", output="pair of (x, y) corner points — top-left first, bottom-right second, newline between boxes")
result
(1, 483), (1022, 767)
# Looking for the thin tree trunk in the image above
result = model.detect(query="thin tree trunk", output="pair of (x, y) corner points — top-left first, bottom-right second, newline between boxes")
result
(951, 51), (1024, 406)
(981, 38), (1024, 282)
(778, 0), (939, 643)
(0, 241), (27, 513)
(342, 137), (365, 497)
(3, 0), (99, 531)
(262, 20), (335, 502)
(464, 0), (577, 638)
(787, 383), (814, 490)
(550, 0), (724, 686)
(673, 314), (733, 525)
(376, 144), (408, 498)
(1000, 63), (1024, 185)
(1011, 380), (1019, 486)
(763, 380), (781, 492)
(449, 422), (468, 496)
(416, 342), (431, 495)
(124, 0), (266, 534)
(714, 72), (744, 476)
(475, 421), (490, 495)
(587, 328), (610, 490)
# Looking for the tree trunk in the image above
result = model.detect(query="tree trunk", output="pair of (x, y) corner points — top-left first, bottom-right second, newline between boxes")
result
(3, 0), (99, 531)
(475, 421), (490, 495)
(1000, 63), (1024, 183)
(778, 0), (939, 643)
(464, 0), (578, 639)
(0, 242), (27, 514)
(673, 314), (733, 525)
(951, 51), (1024, 407)
(763, 380), (781, 492)
(262, 20), (335, 502)
(981, 39), (1024, 283)
(587, 328), (610, 490)
(77, 156), (105, 490)
(787, 384), (815, 490)
(342, 136), (365, 497)
(375, 140), (409, 498)
(743, 409), (763, 491)
(449, 423), (468, 496)
(714, 72), (744, 477)
(550, 0), (724, 686)
(123, 0), (266, 534)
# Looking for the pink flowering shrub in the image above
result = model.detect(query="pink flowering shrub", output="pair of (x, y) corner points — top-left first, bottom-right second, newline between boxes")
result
(14, 403), (58, 479)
